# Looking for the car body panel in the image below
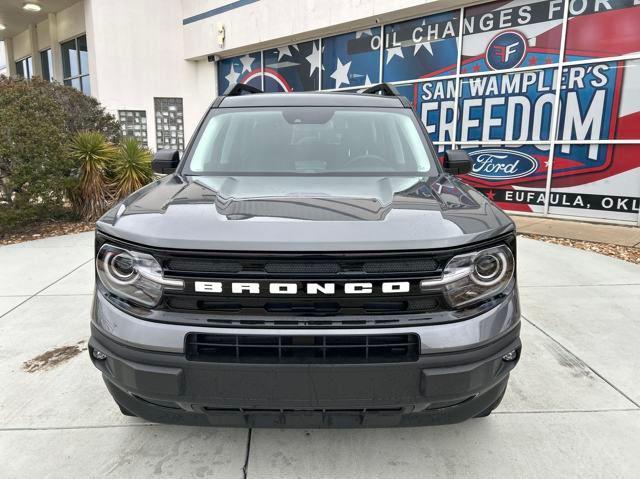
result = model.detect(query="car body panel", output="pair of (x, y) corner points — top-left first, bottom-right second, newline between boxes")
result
(97, 174), (514, 251)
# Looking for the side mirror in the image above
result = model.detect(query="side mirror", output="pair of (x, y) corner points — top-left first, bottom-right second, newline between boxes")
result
(152, 149), (180, 174)
(443, 149), (473, 175)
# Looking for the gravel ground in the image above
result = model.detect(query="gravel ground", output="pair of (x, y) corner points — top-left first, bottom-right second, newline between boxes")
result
(519, 233), (640, 265)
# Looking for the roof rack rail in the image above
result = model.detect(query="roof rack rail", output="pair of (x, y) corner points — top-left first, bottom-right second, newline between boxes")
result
(225, 82), (263, 96)
(360, 83), (401, 97)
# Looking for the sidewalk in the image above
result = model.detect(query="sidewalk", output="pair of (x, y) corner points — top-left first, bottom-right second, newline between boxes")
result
(512, 215), (640, 248)
(2, 233), (640, 478)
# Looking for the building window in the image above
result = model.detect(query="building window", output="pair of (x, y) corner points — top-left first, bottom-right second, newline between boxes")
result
(118, 110), (148, 147)
(154, 97), (184, 151)
(61, 34), (90, 94)
(15, 57), (33, 79)
(40, 49), (52, 82)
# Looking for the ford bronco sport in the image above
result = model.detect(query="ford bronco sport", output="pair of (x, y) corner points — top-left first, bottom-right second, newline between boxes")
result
(89, 83), (521, 427)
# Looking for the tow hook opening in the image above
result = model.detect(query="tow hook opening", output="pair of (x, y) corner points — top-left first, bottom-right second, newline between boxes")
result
(91, 348), (107, 361)
(502, 349), (518, 362)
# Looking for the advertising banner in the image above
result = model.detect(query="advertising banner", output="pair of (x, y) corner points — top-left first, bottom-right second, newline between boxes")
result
(216, 0), (640, 223)
(462, 0), (564, 72)
(322, 28), (381, 89)
(217, 52), (262, 94)
(263, 40), (320, 92)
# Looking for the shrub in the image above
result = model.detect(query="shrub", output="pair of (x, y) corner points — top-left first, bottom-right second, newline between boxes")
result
(111, 137), (154, 200)
(67, 132), (117, 221)
(0, 77), (73, 220)
(47, 83), (121, 142)
(0, 76), (122, 230)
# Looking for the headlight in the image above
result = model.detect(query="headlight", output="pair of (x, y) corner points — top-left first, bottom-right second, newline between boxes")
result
(96, 244), (183, 307)
(420, 244), (514, 308)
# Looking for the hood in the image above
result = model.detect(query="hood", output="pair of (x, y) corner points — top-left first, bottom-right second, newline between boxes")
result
(97, 174), (514, 251)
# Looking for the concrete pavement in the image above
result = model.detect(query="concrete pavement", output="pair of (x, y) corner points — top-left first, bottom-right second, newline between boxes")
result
(1, 232), (639, 478)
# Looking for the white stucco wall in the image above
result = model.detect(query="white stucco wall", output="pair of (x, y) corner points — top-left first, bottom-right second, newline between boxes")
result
(36, 20), (50, 51)
(181, 0), (470, 59)
(84, 0), (215, 150)
(56, 2), (86, 43)
(12, 29), (31, 61)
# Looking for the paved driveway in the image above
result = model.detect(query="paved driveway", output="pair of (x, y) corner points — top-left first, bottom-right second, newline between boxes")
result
(1, 232), (639, 478)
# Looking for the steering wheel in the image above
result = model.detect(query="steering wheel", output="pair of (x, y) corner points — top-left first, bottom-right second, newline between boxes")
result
(342, 154), (390, 169)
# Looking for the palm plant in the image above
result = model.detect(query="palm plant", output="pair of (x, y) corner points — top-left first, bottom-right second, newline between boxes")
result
(67, 131), (116, 221)
(111, 138), (154, 200)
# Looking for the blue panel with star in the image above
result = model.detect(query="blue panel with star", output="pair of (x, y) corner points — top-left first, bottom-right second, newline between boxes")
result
(217, 52), (262, 96)
(263, 40), (320, 92)
(382, 10), (460, 83)
(321, 28), (381, 90)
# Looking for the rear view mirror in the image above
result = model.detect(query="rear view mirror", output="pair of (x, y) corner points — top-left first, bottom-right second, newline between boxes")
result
(152, 150), (180, 174)
(443, 149), (472, 175)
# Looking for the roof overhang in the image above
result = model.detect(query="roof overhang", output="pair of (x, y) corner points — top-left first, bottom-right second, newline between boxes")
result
(0, 0), (78, 40)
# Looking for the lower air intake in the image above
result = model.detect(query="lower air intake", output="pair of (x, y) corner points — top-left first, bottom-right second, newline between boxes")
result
(185, 333), (420, 364)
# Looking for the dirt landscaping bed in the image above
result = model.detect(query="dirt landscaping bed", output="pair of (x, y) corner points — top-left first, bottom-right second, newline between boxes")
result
(519, 233), (640, 265)
(0, 220), (94, 246)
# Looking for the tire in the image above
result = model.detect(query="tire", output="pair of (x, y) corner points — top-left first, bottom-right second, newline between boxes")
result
(474, 384), (507, 418)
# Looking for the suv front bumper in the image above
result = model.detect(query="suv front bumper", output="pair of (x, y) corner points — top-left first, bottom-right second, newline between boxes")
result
(89, 289), (521, 427)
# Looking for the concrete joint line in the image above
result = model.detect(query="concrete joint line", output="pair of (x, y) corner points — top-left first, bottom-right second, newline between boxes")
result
(494, 408), (640, 415)
(522, 314), (640, 409)
(0, 423), (158, 432)
(0, 257), (94, 320)
(242, 428), (252, 479)
(520, 283), (640, 288)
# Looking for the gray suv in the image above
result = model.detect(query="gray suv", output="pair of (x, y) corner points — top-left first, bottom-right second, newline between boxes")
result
(89, 83), (521, 427)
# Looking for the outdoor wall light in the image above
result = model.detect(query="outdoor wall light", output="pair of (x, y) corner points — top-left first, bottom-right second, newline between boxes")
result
(22, 3), (42, 12)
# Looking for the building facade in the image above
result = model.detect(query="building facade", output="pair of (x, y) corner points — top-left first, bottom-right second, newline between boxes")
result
(1, 0), (639, 226)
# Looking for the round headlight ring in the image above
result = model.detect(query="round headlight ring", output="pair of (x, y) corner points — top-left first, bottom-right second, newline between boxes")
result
(106, 251), (138, 284)
(471, 251), (508, 287)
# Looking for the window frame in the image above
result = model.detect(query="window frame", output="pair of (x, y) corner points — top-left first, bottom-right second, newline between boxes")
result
(61, 34), (90, 94)
(15, 56), (33, 80)
(40, 48), (53, 82)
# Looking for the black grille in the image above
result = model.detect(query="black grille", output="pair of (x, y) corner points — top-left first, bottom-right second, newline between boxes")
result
(185, 333), (420, 364)
(163, 254), (440, 277)
(167, 259), (241, 273)
(166, 295), (440, 316)
(159, 251), (447, 323)
(363, 259), (437, 274)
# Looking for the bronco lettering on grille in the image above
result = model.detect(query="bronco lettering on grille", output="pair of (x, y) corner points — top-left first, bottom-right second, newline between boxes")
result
(194, 281), (411, 295)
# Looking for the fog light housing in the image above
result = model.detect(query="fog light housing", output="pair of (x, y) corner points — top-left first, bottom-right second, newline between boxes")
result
(502, 350), (518, 362)
(92, 349), (107, 360)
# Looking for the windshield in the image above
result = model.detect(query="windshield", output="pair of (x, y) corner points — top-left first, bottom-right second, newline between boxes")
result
(184, 107), (437, 176)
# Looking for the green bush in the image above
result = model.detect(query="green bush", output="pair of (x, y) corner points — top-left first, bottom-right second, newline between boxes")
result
(0, 77), (73, 226)
(64, 132), (155, 221)
(67, 131), (117, 221)
(47, 82), (120, 142)
(111, 137), (154, 200)
(0, 76), (122, 231)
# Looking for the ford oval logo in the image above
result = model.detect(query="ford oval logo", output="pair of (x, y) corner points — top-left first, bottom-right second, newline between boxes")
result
(468, 149), (539, 180)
